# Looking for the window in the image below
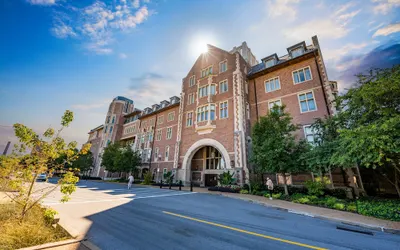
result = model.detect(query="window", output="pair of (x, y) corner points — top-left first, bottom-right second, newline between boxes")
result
(111, 116), (115, 124)
(167, 112), (175, 122)
(291, 47), (304, 58)
(303, 125), (316, 144)
(205, 146), (223, 170)
(219, 80), (228, 93)
(165, 146), (170, 161)
(268, 99), (282, 111)
(188, 93), (195, 104)
(220, 101), (228, 119)
(106, 116), (110, 123)
(264, 58), (276, 68)
(197, 104), (215, 122)
(104, 126), (107, 133)
(298, 91), (317, 113)
(246, 102), (250, 120)
(186, 112), (193, 127)
(154, 147), (159, 162)
(245, 83), (248, 94)
(189, 75), (196, 87)
(166, 127), (172, 140)
(109, 126), (113, 133)
(149, 118), (155, 126)
(148, 132), (153, 142)
(156, 129), (162, 141)
(158, 115), (164, 124)
(199, 85), (208, 98)
(201, 66), (213, 78)
(197, 105), (208, 122)
(219, 61), (227, 73)
(293, 67), (312, 84)
(265, 77), (280, 92)
(210, 84), (216, 95)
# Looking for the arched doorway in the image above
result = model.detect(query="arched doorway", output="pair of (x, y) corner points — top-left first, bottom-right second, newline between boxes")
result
(190, 146), (226, 187)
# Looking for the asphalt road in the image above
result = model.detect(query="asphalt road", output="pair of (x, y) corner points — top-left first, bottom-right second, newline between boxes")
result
(44, 180), (400, 250)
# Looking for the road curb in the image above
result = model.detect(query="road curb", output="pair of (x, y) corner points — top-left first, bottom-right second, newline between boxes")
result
(210, 192), (400, 235)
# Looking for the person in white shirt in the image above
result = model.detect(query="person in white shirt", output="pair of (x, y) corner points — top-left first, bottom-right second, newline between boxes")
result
(266, 177), (274, 200)
(128, 175), (134, 189)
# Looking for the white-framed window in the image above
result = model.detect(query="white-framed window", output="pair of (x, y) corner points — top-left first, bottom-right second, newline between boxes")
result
(199, 85), (208, 98)
(219, 80), (228, 93)
(156, 129), (162, 141)
(303, 125), (317, 144)
(293, 67), (312, 84)
(158, 115), (164, 124)
(166, 127), (172, 140)
(186, 112), (193, 127)
(268, 99), (282, 111)
(111, 116), (115, 124)
(264, 58), (276, 68)
(298, 91), (317, 113)
(109, 126), (113, 133)
(210, 84), (216, 95)
(265, 77), (281, 92)
(219, 61), (227, 73)
(197, 104), (216, 122)
(219, 101), (228, 119)
(189, 75), (196, 87)
(149, 118), (155, 126)
(291, 47), (304, 58)
(167, 112), (175, 122)
(165, 146), (170, 161)
(154, 147), (159, 162)
(188, 93), (195, 105)
(201, 66), (213, 78)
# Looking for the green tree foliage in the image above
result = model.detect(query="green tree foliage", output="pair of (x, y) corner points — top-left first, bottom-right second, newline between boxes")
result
(0, 110), (90, 221)
(251, 105), (309, 195)
(332, 66), (400, 197)
(163, 171), (174, 184)
(72, 151), (94, 175)
(218, 171), (236, 185)
(101, 143), (140, 174)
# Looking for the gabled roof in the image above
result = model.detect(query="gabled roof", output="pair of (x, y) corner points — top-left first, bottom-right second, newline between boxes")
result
(88, 125), (104, 134)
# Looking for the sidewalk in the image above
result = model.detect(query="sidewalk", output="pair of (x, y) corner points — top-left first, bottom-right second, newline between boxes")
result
(179, 186), (400, 234)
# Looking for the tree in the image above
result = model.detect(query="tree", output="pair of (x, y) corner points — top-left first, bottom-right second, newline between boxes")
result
(72, 151), (94, 176)
(332, 66), (400, 197)
(251, 105), (309, 195)
(101, 143), (140, 175)
(0, 110), (90, 221)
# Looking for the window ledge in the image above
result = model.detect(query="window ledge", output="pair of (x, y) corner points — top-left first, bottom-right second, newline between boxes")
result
(195, 123), (216, 135)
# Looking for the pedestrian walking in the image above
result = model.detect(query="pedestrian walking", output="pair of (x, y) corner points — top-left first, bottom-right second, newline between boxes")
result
(128, 174), (134, 189)
(266, 177), (274, 200)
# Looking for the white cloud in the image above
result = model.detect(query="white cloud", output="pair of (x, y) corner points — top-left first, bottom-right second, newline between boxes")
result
(267, 0), (300, 21)
(119, 53), (128, 59)
(368, 22), (386, 33)
(372, 0), (400, 14)
(46, 0), (151, 54)
(334, 2), (355, 16)
(284, 19), (349, 40)
(324, 42), (368, 61)
(336, 9), (361, 26)
(27, 0), (57, 5)
(373, 23), (400, 37)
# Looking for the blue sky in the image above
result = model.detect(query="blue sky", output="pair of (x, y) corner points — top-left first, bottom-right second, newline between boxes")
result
(0, 0), (399, 151)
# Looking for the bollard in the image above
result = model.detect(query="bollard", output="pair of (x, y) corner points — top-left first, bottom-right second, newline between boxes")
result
(179, 180), (182, 191)
(169, 181), (172, 189)
(160, 180), (163, 189)
(190, 181), (193, 192)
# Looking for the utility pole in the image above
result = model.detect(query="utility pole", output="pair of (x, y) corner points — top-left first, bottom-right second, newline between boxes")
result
(2, 141), (11, 155)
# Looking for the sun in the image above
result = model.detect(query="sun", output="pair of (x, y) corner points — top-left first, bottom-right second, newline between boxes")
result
(193, 40), (209, 56)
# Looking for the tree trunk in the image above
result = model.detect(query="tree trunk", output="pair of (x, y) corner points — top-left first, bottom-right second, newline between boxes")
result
(21, 173), (37, 221)
(282, 173), (289, 195)
(395, 169), (400, 198)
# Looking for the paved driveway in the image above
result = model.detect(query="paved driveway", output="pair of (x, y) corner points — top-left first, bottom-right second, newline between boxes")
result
(40, 180), (400, 250)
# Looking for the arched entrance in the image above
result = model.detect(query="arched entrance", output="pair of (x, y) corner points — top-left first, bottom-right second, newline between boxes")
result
(182, 138), (231, 187)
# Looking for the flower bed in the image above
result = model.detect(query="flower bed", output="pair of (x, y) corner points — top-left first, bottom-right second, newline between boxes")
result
(208, 185), (241, 193)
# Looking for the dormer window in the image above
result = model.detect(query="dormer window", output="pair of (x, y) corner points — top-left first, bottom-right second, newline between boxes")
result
(290, 47), (304, 58)
(264, 58), (275, 68)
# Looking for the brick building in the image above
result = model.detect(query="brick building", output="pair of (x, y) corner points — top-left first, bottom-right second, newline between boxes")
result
(87, 36), (358, 188)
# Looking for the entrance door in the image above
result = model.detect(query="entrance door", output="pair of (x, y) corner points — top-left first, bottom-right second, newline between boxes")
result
(205, 174), (218, 187)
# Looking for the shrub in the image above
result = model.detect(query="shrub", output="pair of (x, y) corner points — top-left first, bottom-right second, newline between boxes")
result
(357, 199), (400, 221)
(250, 182), (265, 192)
(325, 196), (338, 208)
(272, 193), (282, 199)
(346, 203), (357, 212)
(239, 189), (249, 194)
(290, 193), (306, 201)
(43, 208), (58, 225)
(305, 180), (325, 196)
(264, 193), (271, 198)
(307, 195), (318, 202)
(333, 203), (346, 210)
(142, 172), (152, 185)
(242, 184), (250, 191)
(324, 188), (347, 199)
(218, 172), (236, 185)
(287, 186), (308, 195)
